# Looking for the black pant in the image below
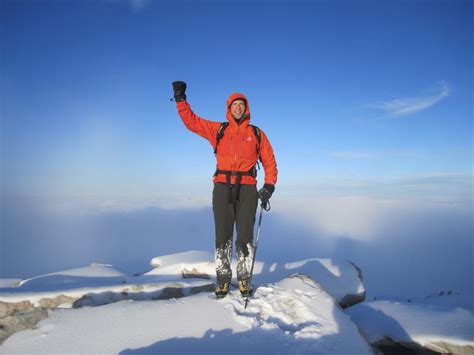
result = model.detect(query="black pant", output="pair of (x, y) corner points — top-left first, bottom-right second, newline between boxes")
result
(212, 183), (257, 284)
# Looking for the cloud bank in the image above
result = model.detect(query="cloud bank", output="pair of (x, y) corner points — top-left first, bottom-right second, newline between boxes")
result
(1, 192), (472, 298)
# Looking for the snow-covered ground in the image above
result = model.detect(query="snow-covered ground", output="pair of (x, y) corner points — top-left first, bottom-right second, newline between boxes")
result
(148, 251), (365, 305)
(0, 251), (364, 308)
(1, 271), (372, 354)
(1, 251), (473, 354)
(346, 296), (474, 354)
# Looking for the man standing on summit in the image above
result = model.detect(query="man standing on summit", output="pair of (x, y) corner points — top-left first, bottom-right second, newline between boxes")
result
(172, 81), (278, 298)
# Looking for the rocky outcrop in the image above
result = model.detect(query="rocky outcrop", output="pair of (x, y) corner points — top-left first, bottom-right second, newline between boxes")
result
(0, 254), (368, 345)
(373, 337), (439, 354)
(346, 296), (474, 355)
(0, 308), (48, 345)
(72, 283), (214, 308)
(148, 251), (367, 308)
(338, 261), (366, 308)
(181, 268), (211, 279)
(424, 341), (474, 354)
(0, 300), (35, 318)
(0, 282), (213, 344)
(39, 294), (77, 308)
(373, 336), (474, 355)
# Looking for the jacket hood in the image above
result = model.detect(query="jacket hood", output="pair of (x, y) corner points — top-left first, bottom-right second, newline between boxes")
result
(226, 93), (250, 125)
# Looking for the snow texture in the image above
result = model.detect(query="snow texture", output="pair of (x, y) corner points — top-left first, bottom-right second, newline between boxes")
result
(346, 298), (474, 352)
(147, 250), (364, 304)
(0, 250), (363, 308)
(0, 260), (210, 308)
(2, 250), (471, 354)
(1, 275), (373, 354)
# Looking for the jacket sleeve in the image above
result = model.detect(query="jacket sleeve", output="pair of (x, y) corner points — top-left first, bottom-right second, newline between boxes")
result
(176, 101), (221, 147)
(259, 130), (278, 185)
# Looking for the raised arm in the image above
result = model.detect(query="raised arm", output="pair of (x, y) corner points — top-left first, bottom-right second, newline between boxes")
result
(172, 81), (220, 146)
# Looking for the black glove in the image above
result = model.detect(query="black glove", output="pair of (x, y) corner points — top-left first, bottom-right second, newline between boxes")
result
(258, 184), (275, 208)
(172, 81), (187, 102)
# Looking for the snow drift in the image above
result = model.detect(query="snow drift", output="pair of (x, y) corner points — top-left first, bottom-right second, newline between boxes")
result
(1, 274), (372, 354)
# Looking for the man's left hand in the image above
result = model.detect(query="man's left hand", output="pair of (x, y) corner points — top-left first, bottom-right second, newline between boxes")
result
(258, 184), (275, 207)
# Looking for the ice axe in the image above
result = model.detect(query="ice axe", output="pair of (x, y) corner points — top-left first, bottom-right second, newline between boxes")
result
(244, 199), (270, 309)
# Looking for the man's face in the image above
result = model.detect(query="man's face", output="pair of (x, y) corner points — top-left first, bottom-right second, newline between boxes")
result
(230, 99), (246, 120)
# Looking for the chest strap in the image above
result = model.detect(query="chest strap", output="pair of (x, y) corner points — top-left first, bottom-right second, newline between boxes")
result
(214, 168), (256, 203)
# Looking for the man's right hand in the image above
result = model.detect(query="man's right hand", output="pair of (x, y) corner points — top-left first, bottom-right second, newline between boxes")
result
(172, 81), (187, 102)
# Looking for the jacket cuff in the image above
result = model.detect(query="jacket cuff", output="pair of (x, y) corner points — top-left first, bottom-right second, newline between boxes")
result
(263, 183), (275, 194)
(176, 100), (189, 111)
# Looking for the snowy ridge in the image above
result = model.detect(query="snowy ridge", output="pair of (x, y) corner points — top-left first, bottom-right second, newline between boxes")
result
(0, 250), (364, 309)
(346, 299), (474, 354)
(0, 250), (368, 350)
(2, 251), (472, 354)
(1, 275), (373, 354)
(147, 250), (365, 306)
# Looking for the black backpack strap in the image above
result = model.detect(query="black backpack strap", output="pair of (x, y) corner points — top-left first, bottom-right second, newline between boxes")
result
(214, 122), (261, 156)
(250, 124), (262, 155)
(214, 122), (229, 155)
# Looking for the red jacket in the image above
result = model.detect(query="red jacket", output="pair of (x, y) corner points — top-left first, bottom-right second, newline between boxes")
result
(176, 93), (278, 186)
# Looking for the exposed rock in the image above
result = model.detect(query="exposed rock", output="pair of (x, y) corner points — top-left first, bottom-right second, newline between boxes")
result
(181, 268), (211, 279)
(73, 291), (131, 308)
(72, 282), (214, 308)
(374, 337), (439, 354)
(424, 341), (474, 354)
(158, 286), (184, 299)
(0, 280), (215, 344)
(189, 283), (214, 294)
(339, 260), (365, 308)
(39, 294), (76, 308)
(0, 300), (35, 318)
(339, 291), (366, 309)
(0, 254), (368, 346)
(0, 308), (48, 345)
(350, 303), (474, 354)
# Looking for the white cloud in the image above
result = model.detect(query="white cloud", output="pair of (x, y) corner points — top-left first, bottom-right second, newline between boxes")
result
(275, 193), (470, 242)
(371, 81), (449, 117)
(276, 195), (392, 241)
(276, 172), (472, 213)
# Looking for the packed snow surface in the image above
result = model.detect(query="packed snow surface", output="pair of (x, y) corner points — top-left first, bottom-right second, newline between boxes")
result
(148, 250), (364, 302)
(3, 250), (471, 354)
(0, 250), (364, 307)
(346, 298), (474, 351)
(1, 275), (372, 354)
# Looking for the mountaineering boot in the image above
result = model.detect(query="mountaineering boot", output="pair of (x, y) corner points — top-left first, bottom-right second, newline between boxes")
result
(215, 282), (230, 299)
(238, 280), (252, 297)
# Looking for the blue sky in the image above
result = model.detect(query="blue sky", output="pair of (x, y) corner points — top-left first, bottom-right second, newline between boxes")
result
(1, 1), (473, 289)
(1, 0), (472, 209)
